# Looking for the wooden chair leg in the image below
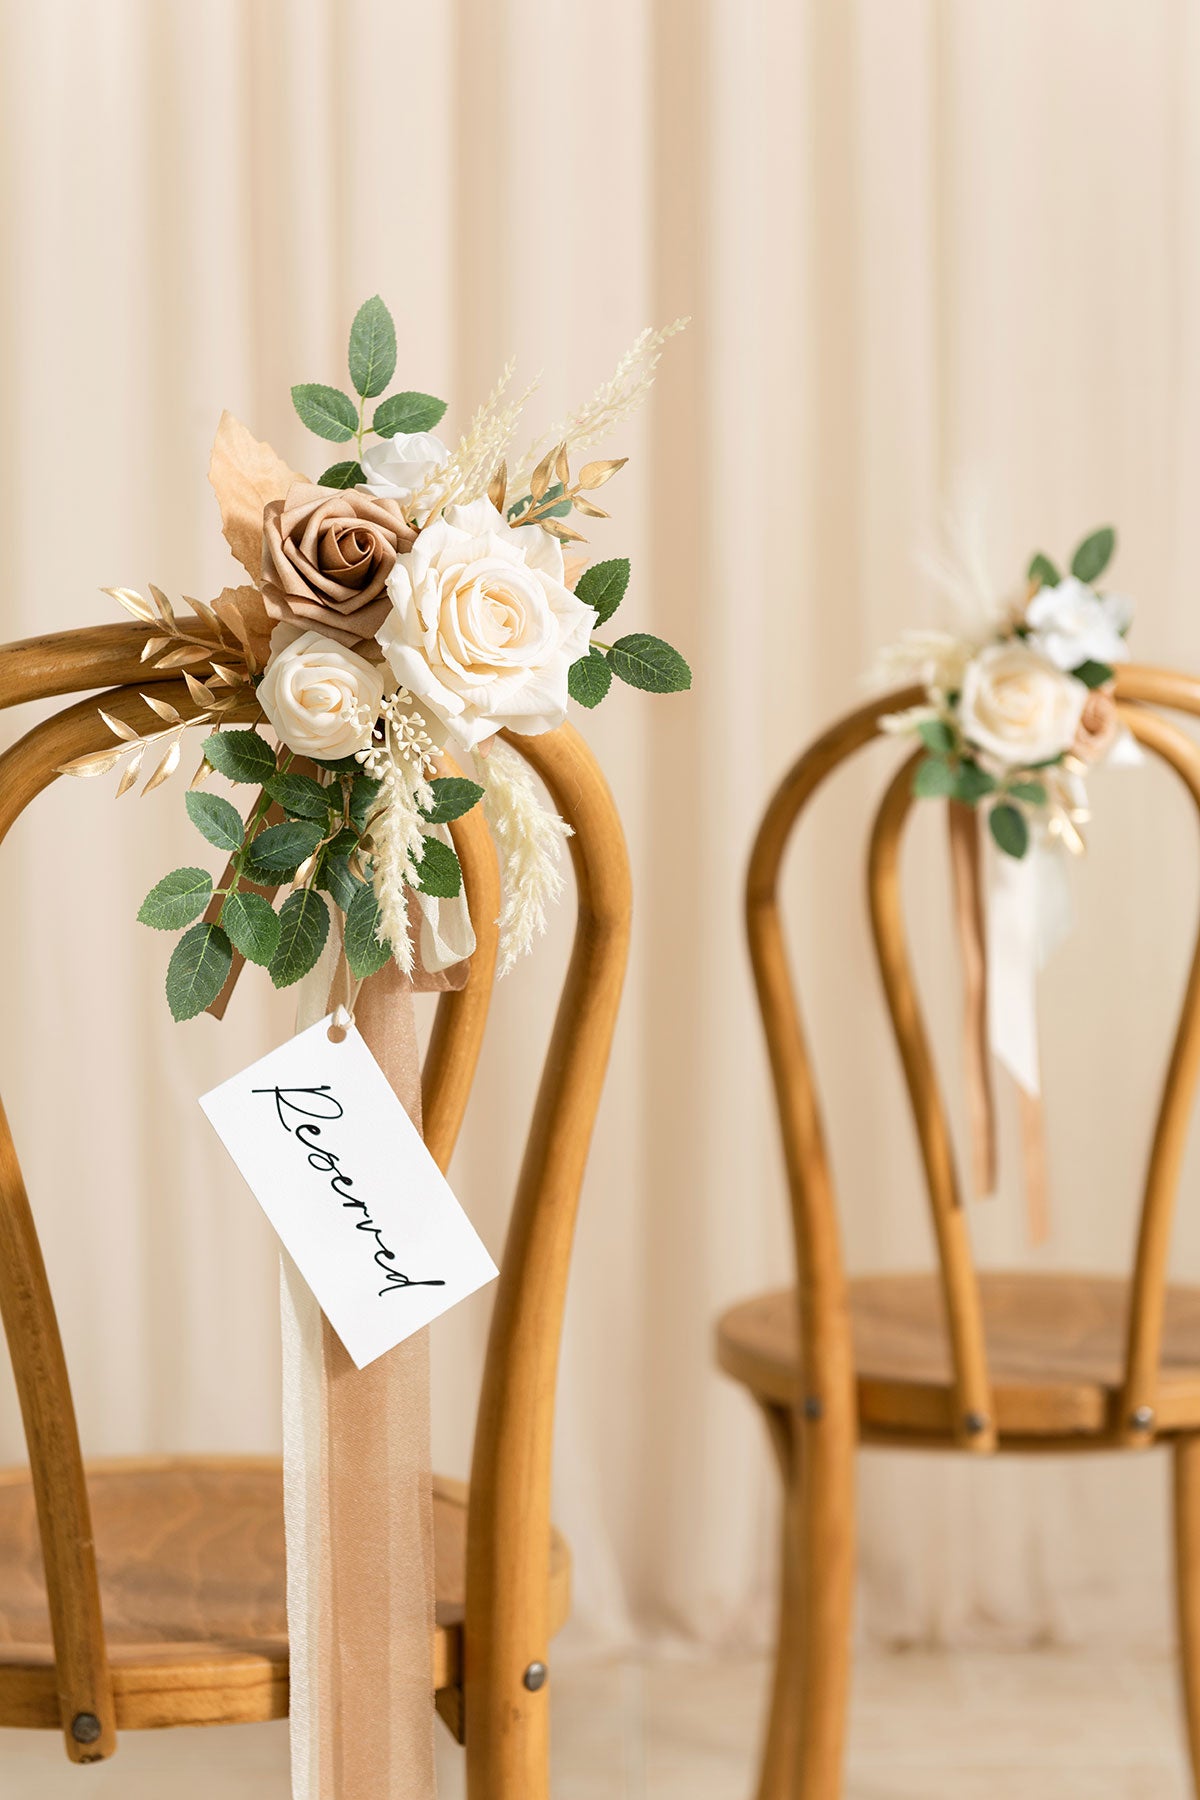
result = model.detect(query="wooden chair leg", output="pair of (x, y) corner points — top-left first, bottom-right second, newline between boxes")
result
(1174, 1434), (1200, 1795)
(753, 1397), (855, 1800)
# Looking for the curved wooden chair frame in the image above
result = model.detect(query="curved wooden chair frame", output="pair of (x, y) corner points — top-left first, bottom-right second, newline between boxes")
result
(732, 664), (1200, 1798)
(0, 622), (631, 1800)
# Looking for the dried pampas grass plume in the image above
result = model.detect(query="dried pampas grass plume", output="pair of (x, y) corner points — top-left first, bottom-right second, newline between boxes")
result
(477, 739), (572, 977)
(410, 358), (538, 524)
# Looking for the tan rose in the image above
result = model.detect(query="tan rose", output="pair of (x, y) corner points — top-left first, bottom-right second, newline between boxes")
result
(261, 482), (415, 645)
(1071, 687), (1120, 764)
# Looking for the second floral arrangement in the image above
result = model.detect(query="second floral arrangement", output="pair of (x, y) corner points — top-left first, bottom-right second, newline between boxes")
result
(65, 298), (691, 1017)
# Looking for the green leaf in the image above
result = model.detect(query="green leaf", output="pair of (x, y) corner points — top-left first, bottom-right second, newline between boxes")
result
(1007, 779), (1048, 806)
(246, 819), (324, 878)
(414, 835), (463, 899)
(575, 557), (630, 626)
(917, 717), (956, 754)
(203, 729), (276, 786)
(568, 647), (613, 708)
(1070, 526), (1116, 585)
(1027, 552), (1061, 588)
(989, 802), (1030, 859)
(912, 755), (957, 799)
(221, 890), (281, 966)
(138, 867), (213, 931)
(166, 922), (232, 1022)
(325, 826), (360, 856)
(269, 890), (330, 989)
(954, 760), (997, 805)
(421, 776), (484, 824)
(344, 884), (392, 979)
(348, 295), (397, 399)
(608, 633), (692, 694)
(185, 790), (245, 853)
(265, 771), (336, 822)
(371, 391), (448, 436)
(312, 753), (366, 774)
(318, 852), (366, 914)
(348, 772), (383, 832)
(291, 382), (358, 443)
(1072, 659), (1114, 690)
(319, 460), (366, 489)
(508, 482), (572, 522)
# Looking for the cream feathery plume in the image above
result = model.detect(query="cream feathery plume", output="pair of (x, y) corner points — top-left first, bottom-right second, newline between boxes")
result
(408, 358), (538, 524)
(476, 739), (572, 977)
(510, 319), (689, 492)
(363, 694), (436, 976)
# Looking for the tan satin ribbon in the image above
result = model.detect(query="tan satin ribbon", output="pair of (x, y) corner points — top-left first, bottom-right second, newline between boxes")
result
(947, 803), (1050, 1242)
(287, 947), (437, 1800)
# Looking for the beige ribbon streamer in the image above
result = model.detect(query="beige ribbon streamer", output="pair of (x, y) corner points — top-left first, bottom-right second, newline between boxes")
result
(947, 803), (1051, 1242)
(286, 938), (437, 1800)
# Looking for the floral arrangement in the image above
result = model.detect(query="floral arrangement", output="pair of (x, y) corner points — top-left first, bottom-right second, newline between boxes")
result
(880, 525), (1133, 859)
(64, 297), (690, 1018)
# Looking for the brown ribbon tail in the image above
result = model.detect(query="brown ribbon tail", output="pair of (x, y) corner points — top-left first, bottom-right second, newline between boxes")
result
(947, 801), (997, 1200)
(1018, 1083), (1051, 1247)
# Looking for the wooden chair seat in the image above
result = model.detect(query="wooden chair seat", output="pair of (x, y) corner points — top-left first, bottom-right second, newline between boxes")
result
(0, 1457), (572, 1731)
(717, 1272), (1200, 1440)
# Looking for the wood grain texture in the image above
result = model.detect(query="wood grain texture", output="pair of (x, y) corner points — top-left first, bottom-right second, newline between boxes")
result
(0, 1461), (570, 1730)
(0, 623), (627, 1796)
(1175, 1436), (1200, 1794)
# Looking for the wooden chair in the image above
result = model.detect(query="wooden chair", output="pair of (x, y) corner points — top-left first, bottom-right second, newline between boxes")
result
(0, 621), (631, 1798)
(716, 665), (1200, 1798)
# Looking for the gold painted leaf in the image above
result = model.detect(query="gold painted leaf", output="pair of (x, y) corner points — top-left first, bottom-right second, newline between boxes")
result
(140, 635), (171, 662)
(189, 756), (211, 791)
(530, 445), (557, 504)
(209, 661), (242, 687)
(183, 671), (213, 707)
(542, 519), (587, 543)
(99, 708), (141, 743)
(571, 495), (610, 519)
(141, 692), (181, 724)
(148, 583), (178, 630)
(555, 443), (570, 486)
(103, 586), (156, 624)
(115, 748), (145, 797)
(577, 457), (627, 489)
(487, 460), (508, 512)
(142, 737), (182, 794)
(153, 645), (213, 669)
(188, 598), (222, 635)
(58, 747), (125, 778)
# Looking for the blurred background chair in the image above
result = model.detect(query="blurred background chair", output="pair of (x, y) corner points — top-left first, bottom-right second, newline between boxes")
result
(0, 622), (630, 1799)
(717, 665), (1200, 1799)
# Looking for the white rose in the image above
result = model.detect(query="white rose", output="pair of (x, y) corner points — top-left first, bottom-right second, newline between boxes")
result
(258, 625), (385, 759)
(361, 431), (451, 503)
(377, 497), (597, 752)
(959, 642), (1087, 768)
(1025, 575), (1132, 671)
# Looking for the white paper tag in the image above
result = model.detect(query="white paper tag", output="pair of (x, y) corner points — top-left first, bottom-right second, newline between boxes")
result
(199, 1015), (497, 1368)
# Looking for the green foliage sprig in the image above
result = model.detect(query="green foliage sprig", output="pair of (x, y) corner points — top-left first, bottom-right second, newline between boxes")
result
(292, 294), (448, 487)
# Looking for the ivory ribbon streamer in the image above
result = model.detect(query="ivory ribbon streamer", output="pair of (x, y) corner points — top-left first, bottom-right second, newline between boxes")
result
(286, 932), (437, 1800)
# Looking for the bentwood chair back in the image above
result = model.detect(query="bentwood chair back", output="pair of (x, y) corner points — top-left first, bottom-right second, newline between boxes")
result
(716, 665), (1200, 1798)
(0, 621), (630, 1800)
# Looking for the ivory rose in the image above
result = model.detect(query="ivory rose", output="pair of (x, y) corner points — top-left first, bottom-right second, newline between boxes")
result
(361, 431), (451, 504)
(258, 626), (385, 760)
(262, 483), (415, 644)
(377, 497), (597, 752)
(959, 642), (1086, 768)
(1025, 575), (1132, 672)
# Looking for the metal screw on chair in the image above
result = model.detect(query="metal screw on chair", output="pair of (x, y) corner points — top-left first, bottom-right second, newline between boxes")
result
(963, 1411), (989, 1437)
(802, 1395), (823, 1421)
(523, 1661), (548, 1692)
(71, 1713), (102, 1746)
(1130, 1406), (1155, 1433)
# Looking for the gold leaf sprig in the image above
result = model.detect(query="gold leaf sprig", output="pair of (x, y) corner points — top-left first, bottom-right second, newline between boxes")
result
(105, 584), (262, 678)
(58, 678), (250, 796)
(492, 445), (627, 544)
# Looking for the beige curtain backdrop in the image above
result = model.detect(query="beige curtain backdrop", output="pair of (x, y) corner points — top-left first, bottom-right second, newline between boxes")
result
(3, 0), (1200, 1691)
